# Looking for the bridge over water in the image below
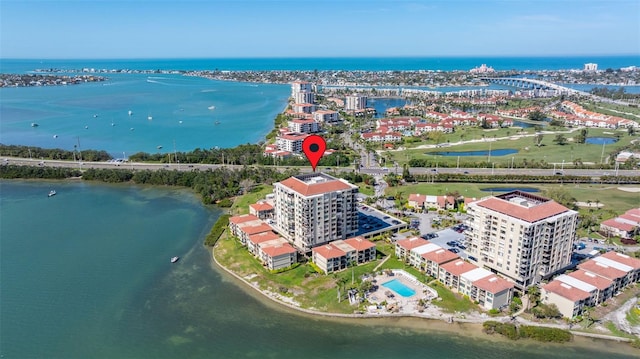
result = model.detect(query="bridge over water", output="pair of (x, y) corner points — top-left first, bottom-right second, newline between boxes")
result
(479, 77), (590, 96)
(479, 77), (631, 105)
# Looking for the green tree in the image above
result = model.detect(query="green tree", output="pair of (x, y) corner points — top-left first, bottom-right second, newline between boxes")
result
(534, 133), (544, 147)
(553, 134), (567, 145)
(527, 110), (546, 122)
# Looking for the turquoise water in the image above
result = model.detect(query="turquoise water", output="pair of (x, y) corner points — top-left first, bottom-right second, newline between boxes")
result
(382, 279), (416, 297)
(0, 73), (288, 156)
(2, 56), (638, 72)
(0, 180), (636, 358)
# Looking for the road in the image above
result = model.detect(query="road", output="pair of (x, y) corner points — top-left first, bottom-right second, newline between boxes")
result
(3, 156), (640, 179)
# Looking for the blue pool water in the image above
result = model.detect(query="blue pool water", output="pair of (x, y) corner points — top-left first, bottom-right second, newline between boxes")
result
(585, 137), (618, 145)
(430, 149), (518, 157)
(382, 279), (416, 298)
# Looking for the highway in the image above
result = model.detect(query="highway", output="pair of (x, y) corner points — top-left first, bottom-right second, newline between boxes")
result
(3, 156), (640, 179)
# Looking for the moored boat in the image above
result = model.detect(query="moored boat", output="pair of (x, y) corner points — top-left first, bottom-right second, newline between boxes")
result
(171, 256), (179, 263)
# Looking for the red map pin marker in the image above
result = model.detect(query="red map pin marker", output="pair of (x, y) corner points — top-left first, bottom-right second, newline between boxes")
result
(302, 135), (326, 172)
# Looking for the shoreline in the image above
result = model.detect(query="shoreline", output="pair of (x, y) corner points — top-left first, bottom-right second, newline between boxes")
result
(209, 239), (635, 349)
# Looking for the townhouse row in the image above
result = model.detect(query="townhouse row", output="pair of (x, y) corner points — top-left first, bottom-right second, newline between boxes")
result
(541, 250), (640, 318)
(395, 236), (514, 310)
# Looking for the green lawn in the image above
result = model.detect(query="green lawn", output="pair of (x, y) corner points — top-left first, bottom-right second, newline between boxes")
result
(388, 128), (636, 168)
(215, 235), (381, 313)
(429, 281), (476, 313)
(230, 184), (274, 215)
(385, 183), (640, 215)
(358, 183), (375, 196)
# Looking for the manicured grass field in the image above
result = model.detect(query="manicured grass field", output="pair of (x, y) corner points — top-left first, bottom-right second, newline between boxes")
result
(230, 184), (274, 215)
(385, 183), (640, 215)
(387, 128), (636, 168)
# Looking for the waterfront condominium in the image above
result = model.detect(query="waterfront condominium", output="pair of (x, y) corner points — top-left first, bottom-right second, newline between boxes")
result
(273, 173), (359, 253)
(465, 191), (578, 290)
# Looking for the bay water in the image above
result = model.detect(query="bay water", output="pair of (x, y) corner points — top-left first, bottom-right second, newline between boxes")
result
(0, 180), (636, 358)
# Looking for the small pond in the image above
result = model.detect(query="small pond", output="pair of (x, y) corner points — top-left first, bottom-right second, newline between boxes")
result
(481, 187), (540, 193)
(430, 148), (518, 157)
(585, 137), (618, 145)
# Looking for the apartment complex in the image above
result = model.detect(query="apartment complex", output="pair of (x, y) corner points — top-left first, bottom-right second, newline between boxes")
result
(345, 94), (367, 111)
(465, 191), (578, 290)
(291, 81), (314, 104)
(542, 251), (640, 318)
(394, 237), (514, 310)
(273, 173), (359, 252)
(312, 236), (377, 274)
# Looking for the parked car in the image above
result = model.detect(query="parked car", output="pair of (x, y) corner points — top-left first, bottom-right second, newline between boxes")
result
(468, 256), (477, 262)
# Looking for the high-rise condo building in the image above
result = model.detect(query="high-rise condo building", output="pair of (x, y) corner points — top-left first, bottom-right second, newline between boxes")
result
(291, 81), (314, 104)
(345, 95), (367, 111)
(273, 173), (359, 252)
(465, 191), (578, 290)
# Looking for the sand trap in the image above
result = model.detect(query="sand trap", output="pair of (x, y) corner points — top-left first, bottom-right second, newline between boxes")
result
(617, 187), (640, 193)
(576, 202), (604, 208)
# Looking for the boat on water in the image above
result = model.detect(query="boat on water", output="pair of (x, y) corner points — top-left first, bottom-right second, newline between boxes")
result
(157, 145), (163, 150)
(128, 110), (133, 116)
(48, 190), (56, 197)
(214, 121), (221, 125)
(171, 256), (179, 263)
(31, 123), (39, 127)
(148, 115), (153, 121)
(208, 105), (216, 110)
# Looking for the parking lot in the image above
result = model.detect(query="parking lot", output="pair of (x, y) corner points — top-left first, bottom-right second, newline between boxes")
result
(356, 204), (406, 236)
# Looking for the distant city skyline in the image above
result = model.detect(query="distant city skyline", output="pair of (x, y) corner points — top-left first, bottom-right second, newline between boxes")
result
(1, 0), (638, 59)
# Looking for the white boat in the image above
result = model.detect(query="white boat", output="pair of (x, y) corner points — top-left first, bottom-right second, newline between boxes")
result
(171, 256), (179, 263)
(128, 110), (133, 116)
(208, 105), (215, 110)
(148, 115), (153, 121)
(48, 190), (56, 197)
(31, 123), (39, 127)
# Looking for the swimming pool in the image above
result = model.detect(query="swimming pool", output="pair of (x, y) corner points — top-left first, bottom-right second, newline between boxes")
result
(382, 278), (416, 297)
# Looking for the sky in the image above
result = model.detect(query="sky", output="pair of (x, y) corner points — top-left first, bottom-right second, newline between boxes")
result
(1, 0), (639, 59)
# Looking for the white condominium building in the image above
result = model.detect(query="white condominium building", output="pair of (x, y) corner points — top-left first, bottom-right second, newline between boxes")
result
(291, 81), (314, 104)
(345, 95), (367, 111)
(465, 191), (578, 290)
(273, 173), (359, 252)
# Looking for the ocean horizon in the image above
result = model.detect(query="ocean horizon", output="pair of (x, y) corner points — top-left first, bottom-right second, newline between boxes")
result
(2, 56), (639, 157)
(2, 55), (639, 73)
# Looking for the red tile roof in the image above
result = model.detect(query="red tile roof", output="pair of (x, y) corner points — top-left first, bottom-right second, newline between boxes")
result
(240, 224), (273, 236)
(440, 260), (477, 276)
(278, 176), (355, 196)
(396, 237), (429, 251)
(601, 218), (636, 232)
(261, 242), (297, 257)
(313, 244), (346, 260)
(344, 236), (376, 251)
(476, 197), (570, 222)
(248, 231), (280, 245)
(578, 260), (627, 280)
(229, 214), (260, 224)
(543, 280), (591, 302)
(250, 202), (274, 212)
(473, 275), (514, 294)
(600, 251), (640, 270)
(567, 270), (613, 291)
(421, 248), (459, 265)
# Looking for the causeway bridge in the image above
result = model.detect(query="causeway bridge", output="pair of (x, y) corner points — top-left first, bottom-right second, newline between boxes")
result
(479, 77), (631, 105)
(479, 77), (590, 96)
